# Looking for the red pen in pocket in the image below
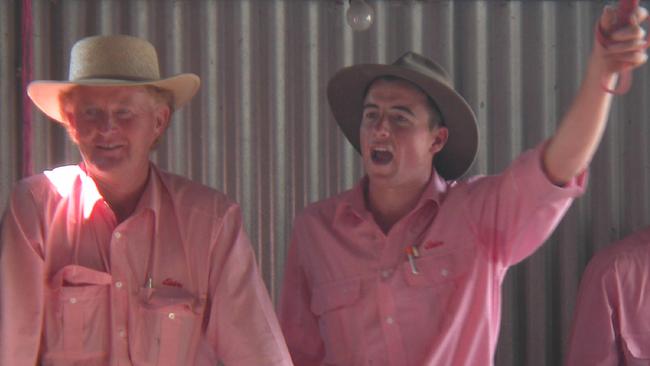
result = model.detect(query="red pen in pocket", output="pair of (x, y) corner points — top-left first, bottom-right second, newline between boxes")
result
(405, 246), (420, 275)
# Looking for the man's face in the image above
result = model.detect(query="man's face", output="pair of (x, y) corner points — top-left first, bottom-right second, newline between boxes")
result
(360, 78), (447, 188)
(64, 86), (169, 180)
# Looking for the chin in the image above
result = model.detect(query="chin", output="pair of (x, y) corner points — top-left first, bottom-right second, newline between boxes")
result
(366, 168), (397, 184)
(86, 158), (127, 174)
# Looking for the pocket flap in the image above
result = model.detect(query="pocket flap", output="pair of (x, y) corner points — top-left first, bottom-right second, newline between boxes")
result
(404, 248), (473, 287)
(139, 286), (203, 314)
(310, 278), (361, 316)
(50, 265), (112, 292)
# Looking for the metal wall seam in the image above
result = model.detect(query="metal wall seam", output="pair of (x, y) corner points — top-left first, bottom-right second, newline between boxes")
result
(0, 0), (17, 212)
(201, 0), (220, 189)
(271, 0), (288, 302)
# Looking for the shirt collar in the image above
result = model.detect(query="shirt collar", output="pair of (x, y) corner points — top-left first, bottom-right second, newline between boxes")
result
(333, 170), (449, 224)
(76, 162), (162, 221)
(131, 164), (163, 217)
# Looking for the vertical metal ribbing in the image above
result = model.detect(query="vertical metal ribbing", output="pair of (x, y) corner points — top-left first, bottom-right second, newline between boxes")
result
(0, 0), (17, 211)
(307, 1), (320, 204)
(270, 0), (288, 303)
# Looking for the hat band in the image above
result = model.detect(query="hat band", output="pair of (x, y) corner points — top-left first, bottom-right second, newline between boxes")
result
(72, 75), (159, 83)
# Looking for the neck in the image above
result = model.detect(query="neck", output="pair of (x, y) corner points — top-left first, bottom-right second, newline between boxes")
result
(366, 175), (431, 234)
(90, 165), (151, 223)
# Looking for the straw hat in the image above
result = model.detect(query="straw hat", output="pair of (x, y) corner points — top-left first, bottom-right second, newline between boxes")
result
(327, 52), (478, 180)
(27, 34), (200, 123)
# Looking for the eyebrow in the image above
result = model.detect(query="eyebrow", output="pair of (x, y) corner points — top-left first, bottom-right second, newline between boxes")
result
(363, 103), (379, 110)
(362, 103), (416, 117)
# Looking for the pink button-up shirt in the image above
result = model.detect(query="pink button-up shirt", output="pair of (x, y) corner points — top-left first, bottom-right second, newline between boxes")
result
(280, 144), (586, 366)
(0, 163), (292, 366)
(566, 227), (650, 365)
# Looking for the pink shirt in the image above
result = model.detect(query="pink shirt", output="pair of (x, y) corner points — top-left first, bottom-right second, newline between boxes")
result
(0, 164), (292, 366)
(280, 144), (586, 366)
(566, 226), (650, 365)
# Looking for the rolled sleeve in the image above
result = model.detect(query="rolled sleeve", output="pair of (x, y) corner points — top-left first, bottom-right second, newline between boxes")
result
(512, 141), (587, 203)
(464, 141), (587, 266)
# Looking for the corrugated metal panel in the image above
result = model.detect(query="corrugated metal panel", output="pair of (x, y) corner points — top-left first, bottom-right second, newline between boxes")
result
(2, 0), (650, 364)
(0, 0), (18, 212)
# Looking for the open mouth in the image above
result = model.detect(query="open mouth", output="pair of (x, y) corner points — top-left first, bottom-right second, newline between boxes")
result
(371, 147), (394, 165)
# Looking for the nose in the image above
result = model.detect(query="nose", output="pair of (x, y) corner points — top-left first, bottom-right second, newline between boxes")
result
(96, 115), (117, 133)
(372, 115), (391, 138)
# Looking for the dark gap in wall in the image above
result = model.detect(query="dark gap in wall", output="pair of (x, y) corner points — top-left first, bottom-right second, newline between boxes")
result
(15, 0), (25, 178)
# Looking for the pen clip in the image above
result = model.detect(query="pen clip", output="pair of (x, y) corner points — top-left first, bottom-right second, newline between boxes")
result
(405, 246), (419, 275)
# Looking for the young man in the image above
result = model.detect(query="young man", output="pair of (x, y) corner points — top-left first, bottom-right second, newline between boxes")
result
(566, 227), (650, 365)
(0, 35), (292, 365)
(280, 5), (648, 366)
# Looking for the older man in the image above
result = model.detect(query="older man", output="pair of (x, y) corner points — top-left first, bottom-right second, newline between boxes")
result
(0, 35), (291, 366)
(279, 5), (648, 366)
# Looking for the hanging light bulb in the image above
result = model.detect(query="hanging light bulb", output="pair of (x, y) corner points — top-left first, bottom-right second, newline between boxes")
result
(346, 0), (375, 31)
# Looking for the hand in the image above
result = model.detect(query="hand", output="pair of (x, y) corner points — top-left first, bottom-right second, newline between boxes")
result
(593, 5), (648, 76)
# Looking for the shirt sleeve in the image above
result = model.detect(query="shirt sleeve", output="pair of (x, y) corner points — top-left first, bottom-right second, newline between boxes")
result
(565, 252), (621, 366)
(0, 181), (45, 366)
(463, 141), (587, 267)
(279, 216), (325, 366)
(203, 204), (293, 366)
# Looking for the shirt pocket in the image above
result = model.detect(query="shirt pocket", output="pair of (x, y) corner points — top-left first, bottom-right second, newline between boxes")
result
(622, 330), (650, 364)
(402, 246), (473, 288)
(43, 265), (112, 366)
(310, 278), (362, 366)
(131, 286), (206, 366)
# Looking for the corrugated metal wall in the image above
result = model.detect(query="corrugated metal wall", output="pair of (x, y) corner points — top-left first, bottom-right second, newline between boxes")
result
(1, 0), (649, 364)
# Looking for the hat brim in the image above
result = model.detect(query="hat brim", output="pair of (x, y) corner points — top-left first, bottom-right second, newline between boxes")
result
(27, 73), (200, 123)
(327, 64), (478, 180)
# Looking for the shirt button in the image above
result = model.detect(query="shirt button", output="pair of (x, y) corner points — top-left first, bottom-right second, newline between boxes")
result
(386, 316), (394, 325)
(114, 232), (122, 239)
(168, 312), (175, 320)
(441, 269), (449, 277)
(118, 329), (126, 338)
(115, 281), (123, 289)
(69, 298), (77, 304)
(381, 270), (391, 279)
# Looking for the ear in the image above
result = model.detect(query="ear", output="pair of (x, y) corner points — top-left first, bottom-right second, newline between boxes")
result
(153, 104), (171, 138)
(63, 112), (80, 145)
(430, 126), (448, 154)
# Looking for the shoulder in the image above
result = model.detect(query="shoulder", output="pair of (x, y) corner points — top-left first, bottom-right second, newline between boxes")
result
(581, 228), (650, 289)
(296, 189), (352, 224)
(11, 165), (84, 203)
(585, 228), (650, 284)
(438, 174), (492, 203)
(155, 169), (237, 220)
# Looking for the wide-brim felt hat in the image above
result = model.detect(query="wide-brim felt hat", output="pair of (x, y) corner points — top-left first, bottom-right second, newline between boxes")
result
(28, 34), (201, 123)
(327, 52), (478, 180)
